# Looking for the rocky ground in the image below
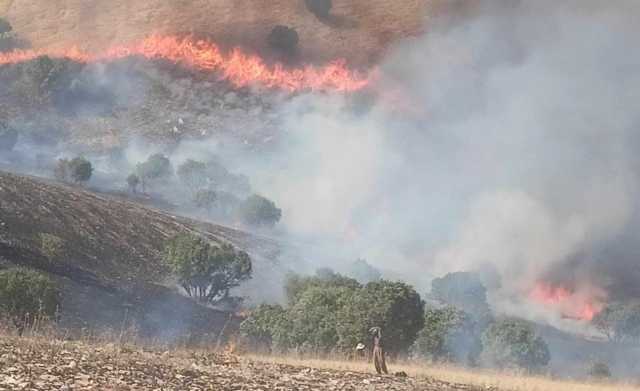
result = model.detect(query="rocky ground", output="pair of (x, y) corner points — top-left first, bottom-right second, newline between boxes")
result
(0, 336), (492, 391)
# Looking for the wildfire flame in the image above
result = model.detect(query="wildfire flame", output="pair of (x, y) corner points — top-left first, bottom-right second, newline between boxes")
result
(529, 282), (604, 321)
(0, 35), (370, 92)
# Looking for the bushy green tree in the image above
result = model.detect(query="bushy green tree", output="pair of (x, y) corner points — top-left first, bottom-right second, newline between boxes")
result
(127, 173), (140, 193)
(39, 233), (66, 262)
(411, 306), (480, 364)
(237, 194), (282, 228)
(431, 271), (491, 318)
(0, 18), (15, 52)
(588, 361), (612, 379)
(268, 25), (299, 55)
(0, 121), (18, 151)
(136, 153), (173, 192)
(480, 318), (550, 372)
(284, 268), (360, 305)
(347, 259), (382, 284)
(163, 233), (252, 305)
(177, 159), (208, 195)
(194, 189), (217, 213)
(68, 157), (93, 185)
(305, 0), (332, 19)
(593, 302), (640, 342)
(240, 304), (291, 352)
(337, 280), (425, 354)
(0, 268), (60, 332)
(53, 158), (70, 182)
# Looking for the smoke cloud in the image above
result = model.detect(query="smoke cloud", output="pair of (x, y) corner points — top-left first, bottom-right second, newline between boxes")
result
(251, 0), (640, 318)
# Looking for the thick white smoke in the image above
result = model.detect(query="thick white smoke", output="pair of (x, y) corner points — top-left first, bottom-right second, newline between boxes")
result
(251, 1), (640, 314)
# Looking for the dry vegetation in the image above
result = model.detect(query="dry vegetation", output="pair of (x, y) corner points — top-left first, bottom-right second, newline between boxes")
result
(246, 355), (640, 391)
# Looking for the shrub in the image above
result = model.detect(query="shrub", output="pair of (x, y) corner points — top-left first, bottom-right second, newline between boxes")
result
(0, 18), (15, 53)
(163, 233), (252, 305)
(68, 157), (93, 185)
(285, 269), (360, 305)
(0, 121), (18, 151)
(136, 153), (173, 192)
(39, 233), (65, 262)
(53, 158), (70, 182)
(237, 194), (282, 228)
(481, 318), (550, 372)
(0, 268), (60, 331)
(127, 173), (140, 193)
(347, 259), (382, 283)
(593, 302), (640, 342)
(178, 159), (208, 195)
(431, 271), (491, 318)
(194, 189), (217, 213)
(336, 280), (425, 354)
(411, 306), (480, 364)
(268, 26), (299, 55)
(305, 0), (332, 19)
(588, 361), (612, 379)
(240, 304), (291, 352)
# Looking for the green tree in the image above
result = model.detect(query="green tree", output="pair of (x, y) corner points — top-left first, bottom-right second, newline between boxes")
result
(0, 121), (18, 151)
(268, 26), (299, 55)
(53, 158), (70, 182)
(237, 194), (282, 228)
(68, 157), (93, 185)
(593, 302), (640, 343)
(0, 18), (15, 52)
(136, 153), (173, 192)
(194, 189), (218, 214)
(481, 318), (550, 372)
(284, 269), (360, 306)
(431, 272), (491, 319)
(411, 306), (480, 364)
(39, 233), (66, 262)
(348, 259), (382, 284)
(127, 173), (140, 193)
(0, 268), (60, 332)
(163, 233), (252, 305)
(240, 304), (292, 352)
(305, 0), (332, 19)
(177, 159), (208, 195)
(337, 280), (425, 354)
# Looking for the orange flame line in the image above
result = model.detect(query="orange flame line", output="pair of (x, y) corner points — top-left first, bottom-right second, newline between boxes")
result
(0, 35), (370, 92)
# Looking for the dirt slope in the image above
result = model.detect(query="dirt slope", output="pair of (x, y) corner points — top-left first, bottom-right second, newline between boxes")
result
(0, 171), (283, 337)
(0, 0), (432, 65)
(0, 337), (486, 390)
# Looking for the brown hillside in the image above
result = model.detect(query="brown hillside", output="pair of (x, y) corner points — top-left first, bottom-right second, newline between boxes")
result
(0, 0), (433, 65)
(0, 171), (284, 337)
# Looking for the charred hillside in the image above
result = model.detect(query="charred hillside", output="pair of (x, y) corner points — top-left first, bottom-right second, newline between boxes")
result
(0, 171), (283, 338)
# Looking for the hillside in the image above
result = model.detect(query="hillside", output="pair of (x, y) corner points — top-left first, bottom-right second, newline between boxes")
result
(1, 0), (434, 66)
(0, 171), (285, 338)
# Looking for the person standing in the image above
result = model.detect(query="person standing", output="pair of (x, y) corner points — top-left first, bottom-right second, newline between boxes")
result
(369, 327), (388, 374)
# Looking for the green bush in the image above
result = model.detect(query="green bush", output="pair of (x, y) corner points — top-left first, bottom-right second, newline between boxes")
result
(240, 304), (291, 352)
(39, 233), (66, 262)
(237, 194), (282, 228)
(588, 361), (611, 379)
(177, 159), (208, 195)
(0, 268), (60, 330)
(194, 189), (218, 213)
(163, 233), (252, 305)
(305, 0), (332, 19)
(336, 280), (425, 354)
(411, 306), (480, 364)
(0, 121), (18, 151)
(431, 271), (491, 318)
(127, 173), (140, 193)
(69, 157), (93, 185)
(268, 26), (299, 55)
(284, 268), (360, 305)
(481, 318), (550, 372)
(136, 153), (173, 192)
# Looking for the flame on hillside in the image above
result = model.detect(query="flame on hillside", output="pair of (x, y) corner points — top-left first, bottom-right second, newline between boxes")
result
(529, 281), (606, 321)
(0, 35), (370, 92)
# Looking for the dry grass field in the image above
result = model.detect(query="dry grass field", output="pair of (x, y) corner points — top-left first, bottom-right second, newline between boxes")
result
(246, 354), (640, 391)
